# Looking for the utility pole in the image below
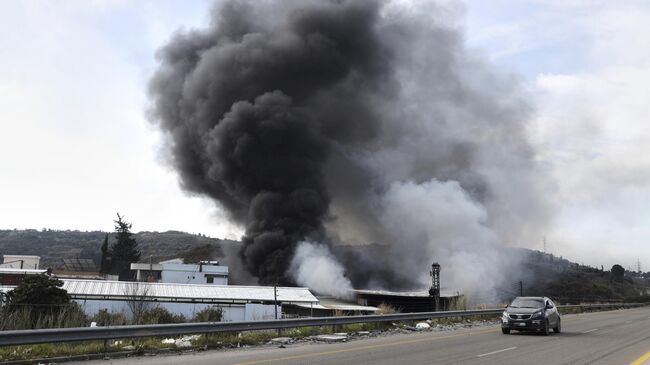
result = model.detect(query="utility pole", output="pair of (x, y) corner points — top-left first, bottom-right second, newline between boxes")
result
(274, 283), (280, 336)
(543, 236), (547, 253)
(637, 259), (642, 273)
(519, 280), (523, 296)
(148, 255), (152, 282)
(274, 283), (278, 320)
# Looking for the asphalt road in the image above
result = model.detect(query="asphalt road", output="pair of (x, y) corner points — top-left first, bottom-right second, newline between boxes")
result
(79, 307), (650, 365)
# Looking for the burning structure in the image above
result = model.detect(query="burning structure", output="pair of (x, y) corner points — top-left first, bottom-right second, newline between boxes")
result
(148, 0), (549, 301)
(354, 262), (462, 312)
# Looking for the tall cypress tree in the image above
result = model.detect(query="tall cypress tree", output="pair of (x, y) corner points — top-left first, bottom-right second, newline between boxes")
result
(110, 213), (141, 280)
(99, 233), (110, 274)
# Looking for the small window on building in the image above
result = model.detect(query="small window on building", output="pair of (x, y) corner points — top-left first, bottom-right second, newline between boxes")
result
(206, 277), (214, 284)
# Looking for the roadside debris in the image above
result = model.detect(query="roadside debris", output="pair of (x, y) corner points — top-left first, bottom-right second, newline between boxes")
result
(312, 334), (348, 342)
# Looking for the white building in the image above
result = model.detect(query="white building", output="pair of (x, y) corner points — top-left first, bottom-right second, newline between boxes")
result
(60, 279), (318, 321)
(130, 259), (228, 285)
(1, 255), (40, 270)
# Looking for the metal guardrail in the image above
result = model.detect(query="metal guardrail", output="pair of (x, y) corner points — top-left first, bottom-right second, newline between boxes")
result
(0, 303), (645, 346)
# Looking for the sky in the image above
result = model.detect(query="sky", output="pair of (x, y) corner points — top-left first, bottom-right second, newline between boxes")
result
(1, 0), (649, 271)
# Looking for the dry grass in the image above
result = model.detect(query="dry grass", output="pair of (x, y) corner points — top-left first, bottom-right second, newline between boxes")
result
(0, 304), (89, 331)
(375, 303), (399, 315)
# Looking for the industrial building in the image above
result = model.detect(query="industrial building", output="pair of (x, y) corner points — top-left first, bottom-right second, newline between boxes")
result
(285, 296), (378, 317)
(0, 255), (41, 270)
(70, 279), (318, 320)
(350, 263), (463, 312)
(353, 289), (463, 312)
(0, 267), (48, 285)
(130, 259), (228, 285)
(1, 278), (319, 321)
(0, 253), (454, 319)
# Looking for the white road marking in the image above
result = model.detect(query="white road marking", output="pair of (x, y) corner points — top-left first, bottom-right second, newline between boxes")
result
(477, 347), (517, 358)
(582, 329), (599, 333)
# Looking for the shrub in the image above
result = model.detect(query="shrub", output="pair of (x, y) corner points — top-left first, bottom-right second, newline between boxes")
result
(1, 275), (87, 329)
(92, 309), (128, 326)
(0, 302), (88, 330)
(7, 275), (70, 316)
(375, 303), (399, 315)
(142, 306), (186, 324)
(192, 306), (223, 322)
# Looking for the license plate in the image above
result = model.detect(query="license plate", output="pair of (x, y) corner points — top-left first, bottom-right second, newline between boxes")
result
(517, 322), (526, 326)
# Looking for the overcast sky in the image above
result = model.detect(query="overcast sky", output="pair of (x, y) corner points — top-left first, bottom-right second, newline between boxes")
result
(1, 0), (649, 271)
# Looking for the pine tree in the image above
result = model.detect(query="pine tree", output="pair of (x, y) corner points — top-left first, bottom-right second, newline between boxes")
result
(110, 213), (141, 280)
(100, 233), (110, 274)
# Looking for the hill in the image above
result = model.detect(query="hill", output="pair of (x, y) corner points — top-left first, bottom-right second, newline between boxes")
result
(0, 229), (238, 269)
(1, 229), (648, 302)
(505, 248), (650, 303)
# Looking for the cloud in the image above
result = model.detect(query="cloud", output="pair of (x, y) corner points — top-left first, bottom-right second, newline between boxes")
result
(0, 1), (241, 238)
(482, 2), (650, 268)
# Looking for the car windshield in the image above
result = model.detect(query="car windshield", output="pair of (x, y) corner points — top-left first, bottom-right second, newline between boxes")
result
(509, 298), (544, 308)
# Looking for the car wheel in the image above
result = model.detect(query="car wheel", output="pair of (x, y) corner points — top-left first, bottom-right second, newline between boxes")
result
(542, 320), (550, 336)
(553, 318), (561, 333)
(502, 328), (510, 334)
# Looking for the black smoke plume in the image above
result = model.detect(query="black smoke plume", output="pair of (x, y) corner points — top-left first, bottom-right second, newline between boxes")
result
(149, 0), (550, 296)
(149, 1), (391, 284)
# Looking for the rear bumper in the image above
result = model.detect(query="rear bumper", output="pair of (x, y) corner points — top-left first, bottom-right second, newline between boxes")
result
(501, 318), (545, 331)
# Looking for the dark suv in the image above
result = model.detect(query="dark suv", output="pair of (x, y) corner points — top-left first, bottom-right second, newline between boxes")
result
(501, 296), (561, 335)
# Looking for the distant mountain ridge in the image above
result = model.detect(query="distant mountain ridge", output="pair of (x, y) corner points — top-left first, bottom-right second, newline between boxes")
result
(0, 229), (238, 269)
(1, 229), (647, 302)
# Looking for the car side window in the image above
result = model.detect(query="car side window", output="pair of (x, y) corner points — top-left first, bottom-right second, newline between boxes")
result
(547, 300), (555, 308)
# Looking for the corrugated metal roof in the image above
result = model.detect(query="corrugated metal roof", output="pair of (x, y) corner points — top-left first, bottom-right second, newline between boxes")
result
(353, 289), (461, 298)
(61, 279), (318, 304)
(292, 302), (377, 312)
(318, 297), (378, 312)
(0, 268), (47, 275)
(0, 285), (16, 293)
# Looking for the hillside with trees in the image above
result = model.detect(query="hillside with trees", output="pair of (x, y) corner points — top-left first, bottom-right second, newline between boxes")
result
(0, 228), (235, 269)
(1, 228), (648, 303)
(503, 249), (650, 303)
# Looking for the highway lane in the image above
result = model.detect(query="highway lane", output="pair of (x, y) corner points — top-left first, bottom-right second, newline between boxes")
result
(79, 306), (650, 365)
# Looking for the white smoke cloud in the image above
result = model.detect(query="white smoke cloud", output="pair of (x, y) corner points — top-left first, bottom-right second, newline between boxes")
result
(378, 179), (504, 302)
(315, 0), (547, 300)
(289, 241), (353, 299)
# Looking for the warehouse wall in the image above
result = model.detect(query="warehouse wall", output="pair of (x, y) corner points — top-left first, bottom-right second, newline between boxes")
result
(75, 299), (279, 322)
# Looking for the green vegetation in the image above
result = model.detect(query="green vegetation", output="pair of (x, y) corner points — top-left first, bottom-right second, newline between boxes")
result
(182, 243), (223, 264)
(92, 309), (128, 326)
(99, 233), (109, 274)
(0, 229), (232, 269)
(6, 275), (70, 314)
(0, 274), (89, 330)
(191, 306), (224, 322)
(0, 304), (640, 362)
(141, 306), (186, 324)
(0, 296), (223, 331)
(0, 304), (89, 331)
(611, 264), (625, 282)
(504, 249), (650, 303)
(107, 213), (141, 280)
